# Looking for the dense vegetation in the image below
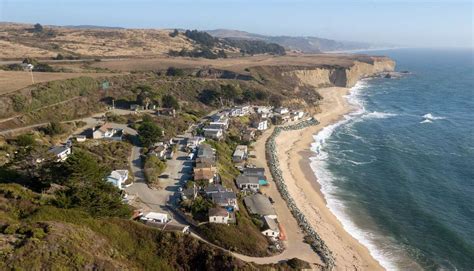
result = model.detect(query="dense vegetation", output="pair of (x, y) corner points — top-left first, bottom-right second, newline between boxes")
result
(169, 29), (286, 59)
(224, 38), (286, 56)
(144, 155), (167, 188)
(0, 183), (260, 270)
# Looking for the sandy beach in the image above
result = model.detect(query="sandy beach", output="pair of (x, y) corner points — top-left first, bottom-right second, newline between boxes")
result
(272, 87), (384, 270)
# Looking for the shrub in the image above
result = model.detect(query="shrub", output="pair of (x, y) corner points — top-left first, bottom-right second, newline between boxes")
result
(166, 67), (184, 76)
(161, 95), (180, 110)
(144, 156), (167, 186)
(16, 134), (36, 147)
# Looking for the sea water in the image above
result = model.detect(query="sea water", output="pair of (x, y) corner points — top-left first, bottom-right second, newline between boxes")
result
(310, 48), (474, 270)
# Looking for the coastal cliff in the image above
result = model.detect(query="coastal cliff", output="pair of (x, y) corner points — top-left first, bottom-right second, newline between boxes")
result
(283, 57), (396, 88)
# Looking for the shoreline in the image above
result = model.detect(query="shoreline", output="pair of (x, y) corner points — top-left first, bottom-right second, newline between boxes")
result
(273, 87), (385, 270)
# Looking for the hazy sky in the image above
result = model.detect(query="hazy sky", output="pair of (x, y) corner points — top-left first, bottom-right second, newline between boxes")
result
(1, 0), (472, 47)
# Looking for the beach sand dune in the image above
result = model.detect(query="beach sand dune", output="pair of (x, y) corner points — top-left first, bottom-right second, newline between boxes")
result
(273, 87), (384, 270)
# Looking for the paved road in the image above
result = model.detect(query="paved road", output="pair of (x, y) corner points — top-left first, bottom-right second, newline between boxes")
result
(125, 135), (193, 217)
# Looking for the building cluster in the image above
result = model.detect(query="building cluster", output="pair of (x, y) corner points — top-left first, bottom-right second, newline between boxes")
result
(201, 105), (306, 141)
(179, 141), (239, 225)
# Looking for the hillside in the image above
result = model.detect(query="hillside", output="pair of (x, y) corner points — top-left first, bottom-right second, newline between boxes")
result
(206, 29), (381, 53)
(0, 23), (285, 60)
(0, 183), (307, 270)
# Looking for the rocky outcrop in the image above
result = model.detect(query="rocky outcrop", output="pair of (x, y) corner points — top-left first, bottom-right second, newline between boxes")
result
(283, 57), (396, 88)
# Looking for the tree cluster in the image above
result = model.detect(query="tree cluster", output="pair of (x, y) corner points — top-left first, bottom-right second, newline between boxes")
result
(224, 38), (286, 56)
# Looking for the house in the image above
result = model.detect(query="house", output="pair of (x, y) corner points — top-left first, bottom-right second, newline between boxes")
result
(187, 137), (205, 150)
(181, 183), (198, 200)
(261, 216), (280, 238)
(197, 145), (216, 160)
(195, 161), (217, 171)
(252, 119), (268, 131)
(243, 193), (277, 219)
(208, 207), (231, 224)
(292, 111), (305, 121)
(195, 157), (216, 167)
(149, 145), (167, 160)
(212, 191), (239, 211)
(92, 123), (123, 140)
(232, 145), (248, 163)
(236, 175), (259, 191)
(274, 107), (289, 115)
(203, 128), (223, 140)
(106, 170), (129, 190)
(209, 117), (229, 130)
(209, 112), (229, 122)
(243, 167), (268, 186)
(156, 108), (176, 117)
(140, 212), (169, 224)
(74, 135), (87, 142)
(255, 106), (273, 114)
(48, 145), (71, 162)
(229, 106), (250, 117)
(193, 168), (215, 183)
(204, 184), (229, 195)
(242, 128), (256, 142)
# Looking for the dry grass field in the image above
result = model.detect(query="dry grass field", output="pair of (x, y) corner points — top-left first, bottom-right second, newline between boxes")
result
(0, 23), (196, 59)
(87, 53), (374, 73)
(0, 70), (117, 95)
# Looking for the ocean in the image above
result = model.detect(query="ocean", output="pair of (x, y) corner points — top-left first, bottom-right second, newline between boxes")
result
(310, 48), (474, 270)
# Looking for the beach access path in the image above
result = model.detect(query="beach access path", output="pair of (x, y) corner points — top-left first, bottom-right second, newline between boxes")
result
(273, 87), (384, 270)
(246, 128), (323, 266)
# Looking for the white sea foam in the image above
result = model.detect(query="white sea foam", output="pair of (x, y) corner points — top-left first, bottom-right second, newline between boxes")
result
(422, 113), (445, 120)
(309, 81), (405, 271)
(363, 111), (398, 119)
(420, 119), (433, 124)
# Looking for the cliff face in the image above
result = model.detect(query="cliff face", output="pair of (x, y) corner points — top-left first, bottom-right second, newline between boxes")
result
(283, 57), (396, 88)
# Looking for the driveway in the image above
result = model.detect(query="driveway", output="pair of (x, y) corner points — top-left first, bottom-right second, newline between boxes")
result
(125, 135), (193, 218)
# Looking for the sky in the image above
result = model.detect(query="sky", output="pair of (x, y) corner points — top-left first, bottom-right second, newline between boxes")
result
(0, 0), (472, 47)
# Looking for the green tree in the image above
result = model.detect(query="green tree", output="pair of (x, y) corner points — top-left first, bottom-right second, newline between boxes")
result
(43, 121), (64, 136)
(169, 29), (179, 37)
(138, 121), (163, 147)
(33, 23), (43, 33)
(166, 67), (184, 76)
(16, 134), (36, 147)
(57, 150), (130, 217)
(161, 94), (180, 110)
(63, 150), (108, 182)
(144, 156), (167, 186)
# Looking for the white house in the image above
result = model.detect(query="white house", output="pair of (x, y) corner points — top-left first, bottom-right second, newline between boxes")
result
(229, 106), (250, 117)
(48, 145), (71, 162)
(203, 128), (223, 140)
(252, 119), (268, 131)
(208, 207), (230, 224)
(232, 145), (248, 163)
(274, 107), (289, 115)
(93, 123), (123, 140)
(75, 135), (87, 142)
(140, 212), (169, 224)
(235, 175), (259, 191)
(261, 216), (280, 238)
(106, 170), (129, 190)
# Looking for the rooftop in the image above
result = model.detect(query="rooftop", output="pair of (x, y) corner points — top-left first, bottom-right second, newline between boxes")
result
(236, 175), (259, 185)
(243, 167), (265, 176)
(48, 145), (70, 155)
(208, 207), (229, 217)
(243, 194), (276, 217)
